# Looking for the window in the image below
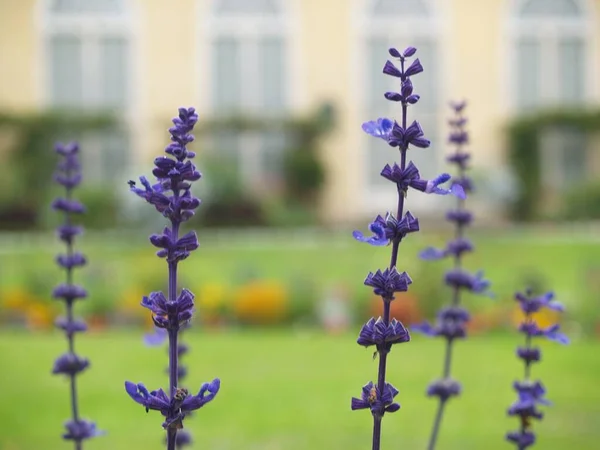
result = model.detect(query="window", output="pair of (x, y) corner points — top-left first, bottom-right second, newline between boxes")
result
(358, 0), (442, 195)
(206, 0), (291, 193)
(43, 0), (132, 183)
(510, 0), (593, 189)
(512, 0), (589, 110)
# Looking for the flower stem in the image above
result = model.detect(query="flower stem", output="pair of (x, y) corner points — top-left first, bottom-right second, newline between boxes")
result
(524, 316), (532, 380)
(167, 219), (180, 450)
(64, 173), (82, 450)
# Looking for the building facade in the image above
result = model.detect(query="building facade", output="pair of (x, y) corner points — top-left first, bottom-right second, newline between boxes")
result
(1, 0), (599, 223)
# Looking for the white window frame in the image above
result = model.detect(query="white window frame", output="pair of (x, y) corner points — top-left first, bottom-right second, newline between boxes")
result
(353, 0), (449, 215)
(504, 0), (597, 113)
(198, 0), (302, 193)
(37, 0), (139, 182)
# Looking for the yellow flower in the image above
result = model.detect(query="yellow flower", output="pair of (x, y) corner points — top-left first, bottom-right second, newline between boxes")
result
(233, 280), (288, 325)
(197, 283), (226, 312)
(511, 306), (560, 329)
(2, 288), (37, 312)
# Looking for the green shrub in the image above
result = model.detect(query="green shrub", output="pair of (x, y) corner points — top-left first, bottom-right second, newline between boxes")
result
(506, 109), (600, 221)
(561, 181), (600, 220)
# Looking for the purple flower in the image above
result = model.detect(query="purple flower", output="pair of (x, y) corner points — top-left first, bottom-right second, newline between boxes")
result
(56, 225), (83, 244)
(426, 379), (461, 402)
(516, 347), (541, 365)
(412, 307), (470, 341)
(384, 79), (421, 105)
(508, 289), (567, 449)
(446, 152), (470, 168)
(450, 100), (467, 113)
(175, 430), (192, 447)
(357, 317), (410, 348)
(150, 227), (200, 262)
(364, 268), (412, 299)
(445, 209), (473, 226)
(506, 431), (536, 448)
(144, 327), (168, 346)
(353, 45), (440, 449)
(351, 382), (400, 418)
(125, 378), (220, 419)
(382, 59), (423, 80)
(418, 102), (485, 448)
(52, 141), (102, 443)
(518, 323), (570, 345)
(62, 419), (104, 441)
(387, 121), (430, 149)
(420, 238), (473, 261)
(126, 108), (217, 446)
(55, 317), (88, 336)
(515, 291), (564, 314)
(141, 289), (195, 330)
(52, 284), (88, 303)
(381, 162), (466, 199)
(55, 252), (87, 269)
(353, 211), (419, 246)
(507, 381), (550, 420)
(452, 175), (474, 193)
(444, 269), (492, 296)
(52, 353), (90, 376)
(51, 198), (86, 214)
(388, 46), (417, 59)
(362, 118), (394, 140)
(448, 130), (468, 145)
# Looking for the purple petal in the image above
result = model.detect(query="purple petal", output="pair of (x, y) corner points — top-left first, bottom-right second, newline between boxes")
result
(420, 247), (447, 261)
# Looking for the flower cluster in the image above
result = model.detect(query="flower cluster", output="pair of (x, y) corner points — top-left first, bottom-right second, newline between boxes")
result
(51, 142), (102, 447)
(351, 46), (463, 450)
(411, 102), (492, 449)
(125, 108), (220, 449)
(507, 290), (568, 448)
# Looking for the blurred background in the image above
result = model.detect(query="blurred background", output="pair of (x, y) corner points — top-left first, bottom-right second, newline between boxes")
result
(0, 0), (600, 449)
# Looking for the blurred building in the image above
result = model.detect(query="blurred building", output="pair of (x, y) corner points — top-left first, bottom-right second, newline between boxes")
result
(1, 0), (599, 224)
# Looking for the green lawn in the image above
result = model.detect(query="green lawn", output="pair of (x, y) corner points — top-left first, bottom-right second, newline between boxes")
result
(0, 330), (598, 449)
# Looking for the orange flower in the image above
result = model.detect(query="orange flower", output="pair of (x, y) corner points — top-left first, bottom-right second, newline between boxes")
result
(233, 281), (288, 325)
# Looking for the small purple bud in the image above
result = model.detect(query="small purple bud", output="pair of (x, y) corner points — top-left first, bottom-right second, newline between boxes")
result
(388, 48), (401, 58)
(403, 46), (417, 57)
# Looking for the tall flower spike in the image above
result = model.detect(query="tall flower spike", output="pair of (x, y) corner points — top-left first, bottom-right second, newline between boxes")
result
(353, 46), (456, 450)
(413, 102), (492, 450)
(506, 289), (569, 449)
(51, 142), (103, 448)
(125, 108), (219, 450)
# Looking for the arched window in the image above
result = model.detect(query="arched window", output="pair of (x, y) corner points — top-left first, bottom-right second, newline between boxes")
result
(43, 0), (133, 182)
(510, 0), (594, 191)
(358, 0), (443, 204)
(206, 0), (292, 192)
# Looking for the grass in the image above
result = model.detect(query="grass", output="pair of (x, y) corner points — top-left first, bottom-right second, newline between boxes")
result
(0, 329), (598, 450)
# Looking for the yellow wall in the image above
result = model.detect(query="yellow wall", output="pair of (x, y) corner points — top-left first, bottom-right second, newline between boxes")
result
(299, 0), (358, 220)
(136, 0), (199, 163)
(0, 0), (38, 112)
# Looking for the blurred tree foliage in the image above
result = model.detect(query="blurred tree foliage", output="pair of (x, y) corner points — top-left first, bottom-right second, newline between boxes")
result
(506, 109), (600, 221)
(193, 103), (336, 228)
(0, 110), (115, 230)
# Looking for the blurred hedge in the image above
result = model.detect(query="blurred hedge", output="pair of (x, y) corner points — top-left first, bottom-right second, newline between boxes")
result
(506, 109), (600, 221)
(0, 110), (116, 230)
